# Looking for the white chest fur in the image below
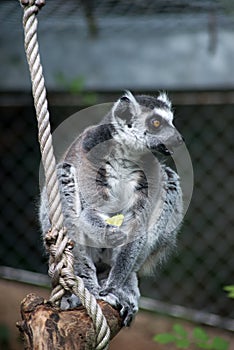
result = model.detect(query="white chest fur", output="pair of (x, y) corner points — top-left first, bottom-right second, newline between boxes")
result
(104, 156), (141, 214)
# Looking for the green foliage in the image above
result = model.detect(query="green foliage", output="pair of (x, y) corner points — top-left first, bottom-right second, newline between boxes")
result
(223, 285), (234, 299)
(55, 72), (97, 105)
(193, 327), (210, 348)
(153, 324), (229, 350)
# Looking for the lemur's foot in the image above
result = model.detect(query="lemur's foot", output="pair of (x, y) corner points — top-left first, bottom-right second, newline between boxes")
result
(99, 289), (138, 326)
(60, 293), (81, 309)
(60, 286), (99, 310)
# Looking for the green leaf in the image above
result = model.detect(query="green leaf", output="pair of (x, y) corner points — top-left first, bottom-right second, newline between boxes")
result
(69, 77), (85, 94)
(173, 324), (188, 338)
(196, 342), (211, 349)
(211, 337), (229, 350)
(193, 327), (209, 342)
(193, 327), (211, 348)
(175, 337), (190, 349)
(153, 333), (176, 344)
(223, 285), (234, 299)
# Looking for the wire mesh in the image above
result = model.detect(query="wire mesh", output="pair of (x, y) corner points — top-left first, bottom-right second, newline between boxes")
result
(0, 0), (233, 330)
(140, 103), (234, 321)
(0, 98), (233, 323)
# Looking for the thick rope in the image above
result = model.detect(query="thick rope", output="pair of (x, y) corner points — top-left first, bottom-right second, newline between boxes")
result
(19, 1), (110, 349)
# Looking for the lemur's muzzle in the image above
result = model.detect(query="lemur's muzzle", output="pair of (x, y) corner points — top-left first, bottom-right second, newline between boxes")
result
(157, 132), (184, 156)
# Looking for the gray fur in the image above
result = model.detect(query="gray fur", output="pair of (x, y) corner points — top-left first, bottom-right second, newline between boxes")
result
(39, 92), (183, 326)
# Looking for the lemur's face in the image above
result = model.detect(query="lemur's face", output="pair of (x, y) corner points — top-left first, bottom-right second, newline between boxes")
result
(112, 91), (183, 155)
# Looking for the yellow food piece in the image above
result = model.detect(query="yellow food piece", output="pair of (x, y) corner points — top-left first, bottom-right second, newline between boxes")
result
(105, 214), (124, 227)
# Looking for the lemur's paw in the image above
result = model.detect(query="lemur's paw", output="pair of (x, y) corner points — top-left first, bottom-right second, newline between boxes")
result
(119, 300), (138, 327)
(98, 289), (138, 327)
(98, 292), (120, 309)
(105, 225), (128, 247)
(60, 293), (81, 310)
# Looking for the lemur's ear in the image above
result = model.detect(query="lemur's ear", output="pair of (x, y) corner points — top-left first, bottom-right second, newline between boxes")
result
(121, 91), (141, 115)
(112, 91), (141, 124)
(157, 92), (172, 109)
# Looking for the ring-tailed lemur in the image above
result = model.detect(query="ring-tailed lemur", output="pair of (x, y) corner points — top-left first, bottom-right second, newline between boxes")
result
(39, 91), (183, 326)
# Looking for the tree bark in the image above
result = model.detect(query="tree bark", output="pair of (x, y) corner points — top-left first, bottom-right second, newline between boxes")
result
(16, 293), (122, 349)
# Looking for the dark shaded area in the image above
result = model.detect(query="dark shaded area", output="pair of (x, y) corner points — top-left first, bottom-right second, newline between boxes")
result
(141, 102), (234, 319)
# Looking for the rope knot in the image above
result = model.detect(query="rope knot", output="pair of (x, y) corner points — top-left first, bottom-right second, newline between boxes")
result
(45, 227), (76, 292)
(44, 228), (58, 245)
(44, 226), (67, 246)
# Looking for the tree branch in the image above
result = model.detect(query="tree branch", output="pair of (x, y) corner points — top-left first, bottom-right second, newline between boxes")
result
(17, 293), (122, 349)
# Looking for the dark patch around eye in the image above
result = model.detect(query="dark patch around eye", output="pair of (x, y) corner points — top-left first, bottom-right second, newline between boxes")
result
(146, 115), (164, 133)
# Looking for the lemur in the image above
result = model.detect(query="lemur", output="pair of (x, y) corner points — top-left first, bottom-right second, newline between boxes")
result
(39, 91), (184, 326)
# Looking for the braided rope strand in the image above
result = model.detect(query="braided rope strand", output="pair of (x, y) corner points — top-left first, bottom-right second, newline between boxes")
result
(20, 1), (110, 349)
(23, 4), (64, 230)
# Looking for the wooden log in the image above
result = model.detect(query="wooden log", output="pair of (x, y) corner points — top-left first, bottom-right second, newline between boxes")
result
(16, 293), (122, 349)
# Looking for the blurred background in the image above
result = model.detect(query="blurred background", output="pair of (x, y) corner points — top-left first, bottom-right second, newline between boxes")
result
(0, 0), (234, 348)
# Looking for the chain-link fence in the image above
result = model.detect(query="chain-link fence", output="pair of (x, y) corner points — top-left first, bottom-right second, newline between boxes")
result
(140, 101), (234, 325)
(0, 0), (234, 334)
(0, 93), (233, 327)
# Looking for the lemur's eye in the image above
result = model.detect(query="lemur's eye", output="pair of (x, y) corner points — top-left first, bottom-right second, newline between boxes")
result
(146, 115), (163, 132)
(152, 119), (161, 128)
